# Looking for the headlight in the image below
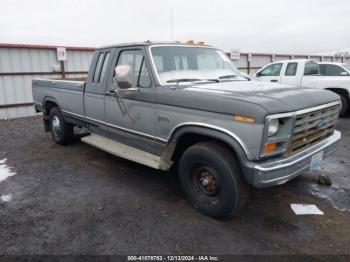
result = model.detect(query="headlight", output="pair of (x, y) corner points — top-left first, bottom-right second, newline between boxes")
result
(268, 119), (279, 136)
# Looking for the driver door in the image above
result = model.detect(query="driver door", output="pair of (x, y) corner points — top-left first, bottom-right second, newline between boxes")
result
(105, 48), (157, 153)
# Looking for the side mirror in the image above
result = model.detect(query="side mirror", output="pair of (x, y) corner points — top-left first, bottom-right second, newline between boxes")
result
(114, 65), (133, 89)
(340, 71), (349, 76)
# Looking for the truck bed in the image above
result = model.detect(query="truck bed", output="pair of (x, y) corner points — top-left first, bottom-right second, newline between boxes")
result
(32, 78), (85, 116)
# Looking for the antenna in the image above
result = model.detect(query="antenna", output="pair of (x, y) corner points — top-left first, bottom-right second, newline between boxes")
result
(170, 8), (174, 41)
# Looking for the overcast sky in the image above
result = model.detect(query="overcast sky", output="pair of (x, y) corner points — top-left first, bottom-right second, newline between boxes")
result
(0, 0), (349, 54)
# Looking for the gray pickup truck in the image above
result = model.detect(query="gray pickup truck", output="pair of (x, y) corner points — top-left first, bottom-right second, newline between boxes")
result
(33, 42), (341, 218)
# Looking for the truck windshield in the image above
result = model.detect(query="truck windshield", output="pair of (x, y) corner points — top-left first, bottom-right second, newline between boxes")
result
(150, 46), (246, 84)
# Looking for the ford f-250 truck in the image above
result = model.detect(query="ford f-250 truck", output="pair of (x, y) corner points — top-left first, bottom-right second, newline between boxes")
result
(33, 42), (341, 218)
(253, 59), (350, 116)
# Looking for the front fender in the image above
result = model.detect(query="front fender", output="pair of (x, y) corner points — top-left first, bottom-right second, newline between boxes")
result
(168, 124), (251, 161)
(167, 124), (256, 183)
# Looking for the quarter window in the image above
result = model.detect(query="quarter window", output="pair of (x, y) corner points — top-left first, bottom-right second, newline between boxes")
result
(259, 63), (283, 76)
(99, 52), (111, 82)
(285, 62), (298, 76)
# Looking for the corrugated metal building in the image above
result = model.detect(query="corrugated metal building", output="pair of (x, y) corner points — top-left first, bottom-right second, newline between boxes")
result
(0, 44), (95, 119)
(1, 43), (349, 119)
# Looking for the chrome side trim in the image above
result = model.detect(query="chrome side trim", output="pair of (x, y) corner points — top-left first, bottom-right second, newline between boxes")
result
(33, 78), (85, 84)
(167, 122), (251, 159)
(105, 122), (164, 142)
(61, 110), (167, 143)
(255, 130), (341, 172)
(61, 110), (86, 121)
(61, 110), (251, 157)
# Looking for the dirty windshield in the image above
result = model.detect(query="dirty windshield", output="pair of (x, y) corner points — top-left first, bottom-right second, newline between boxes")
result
(150, 46), (246, 84)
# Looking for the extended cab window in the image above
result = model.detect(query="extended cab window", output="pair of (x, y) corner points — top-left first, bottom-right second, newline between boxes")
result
(285, 62), (298, 76)
(304, 62), (319, 75)
(259, 63), (283, 76)
(116, 50), (152, 88)
(93, 53), (105, 83)
(99, 52), (111, 81)
(319, 64), (348, 76)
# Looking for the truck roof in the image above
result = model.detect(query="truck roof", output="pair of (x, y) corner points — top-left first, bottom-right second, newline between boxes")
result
(98, 41), (212, 50)
(318, 62), (348, 66)
(274, 59), (316, 63)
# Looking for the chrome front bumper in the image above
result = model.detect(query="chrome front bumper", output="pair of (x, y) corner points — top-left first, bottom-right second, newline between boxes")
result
(249, 130), (341, 188)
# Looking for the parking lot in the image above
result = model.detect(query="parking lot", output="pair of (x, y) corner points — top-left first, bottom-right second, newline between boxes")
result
(0, 116), (349, 255)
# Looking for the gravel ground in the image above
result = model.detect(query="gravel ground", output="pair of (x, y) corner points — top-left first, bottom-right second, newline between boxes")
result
(0, 116), (349, 255)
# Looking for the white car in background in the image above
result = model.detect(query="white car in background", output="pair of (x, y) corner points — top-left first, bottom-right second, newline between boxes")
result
(253, 59), (350, 116)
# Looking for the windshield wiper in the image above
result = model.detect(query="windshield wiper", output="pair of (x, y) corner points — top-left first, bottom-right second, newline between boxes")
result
(218, 75), (237, 80)
(167, 78), (202, 83)
(166, 78), (219, 83)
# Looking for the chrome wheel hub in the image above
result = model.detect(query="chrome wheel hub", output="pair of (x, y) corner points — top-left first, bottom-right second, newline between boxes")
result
(51, 116), (61, 138)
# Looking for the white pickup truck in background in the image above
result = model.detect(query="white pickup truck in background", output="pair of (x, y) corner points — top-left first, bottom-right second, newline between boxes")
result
(253, 59), (350, 116)
(319, 62), (350, 76)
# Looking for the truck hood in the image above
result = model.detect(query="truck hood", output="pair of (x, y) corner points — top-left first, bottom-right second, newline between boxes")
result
(184, 80), (340, 114)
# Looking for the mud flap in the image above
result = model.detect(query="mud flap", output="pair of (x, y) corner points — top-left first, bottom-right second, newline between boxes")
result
(43, 114), (50, 132)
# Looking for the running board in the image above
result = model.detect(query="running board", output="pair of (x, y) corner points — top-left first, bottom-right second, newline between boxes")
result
(81, 133), (171, 171)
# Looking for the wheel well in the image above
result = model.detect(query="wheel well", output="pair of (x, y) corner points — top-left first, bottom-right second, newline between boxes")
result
(171, 133), (238, 164)
(325, 88), (349, 100)
(45, 101), (58, 115)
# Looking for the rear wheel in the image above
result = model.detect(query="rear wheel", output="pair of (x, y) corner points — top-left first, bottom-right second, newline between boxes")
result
(339, 94), (349, 117)
(178, 142), (249, 218)
(49, 107), (74, 145)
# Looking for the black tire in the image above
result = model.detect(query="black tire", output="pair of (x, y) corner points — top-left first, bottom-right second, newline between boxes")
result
(339, 94), (349, 117)
(49, 107), (74, 145)
(178, 142), (249, 218)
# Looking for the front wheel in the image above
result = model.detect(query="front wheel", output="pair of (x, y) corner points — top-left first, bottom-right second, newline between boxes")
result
(49, 107), (74, 145)
(178, 142), (249, 218)
(339, 94), (349, 117)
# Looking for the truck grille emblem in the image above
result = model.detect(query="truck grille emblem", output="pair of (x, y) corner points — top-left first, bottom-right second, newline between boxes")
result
(315, 119), (326, 129)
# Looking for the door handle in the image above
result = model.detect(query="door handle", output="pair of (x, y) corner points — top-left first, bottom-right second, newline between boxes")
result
(270, 80), (278, 82)
(106, 90), (116, 96)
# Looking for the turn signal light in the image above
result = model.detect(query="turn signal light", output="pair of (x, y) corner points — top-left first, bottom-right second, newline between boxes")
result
(186, 40), (195, 44)
(234, 115), (256, 123)
(264, 143), (277, 153)
(197, 41), (205, 45)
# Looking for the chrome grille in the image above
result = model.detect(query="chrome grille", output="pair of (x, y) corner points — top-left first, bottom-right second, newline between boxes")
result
(286, 105), (339, 155)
